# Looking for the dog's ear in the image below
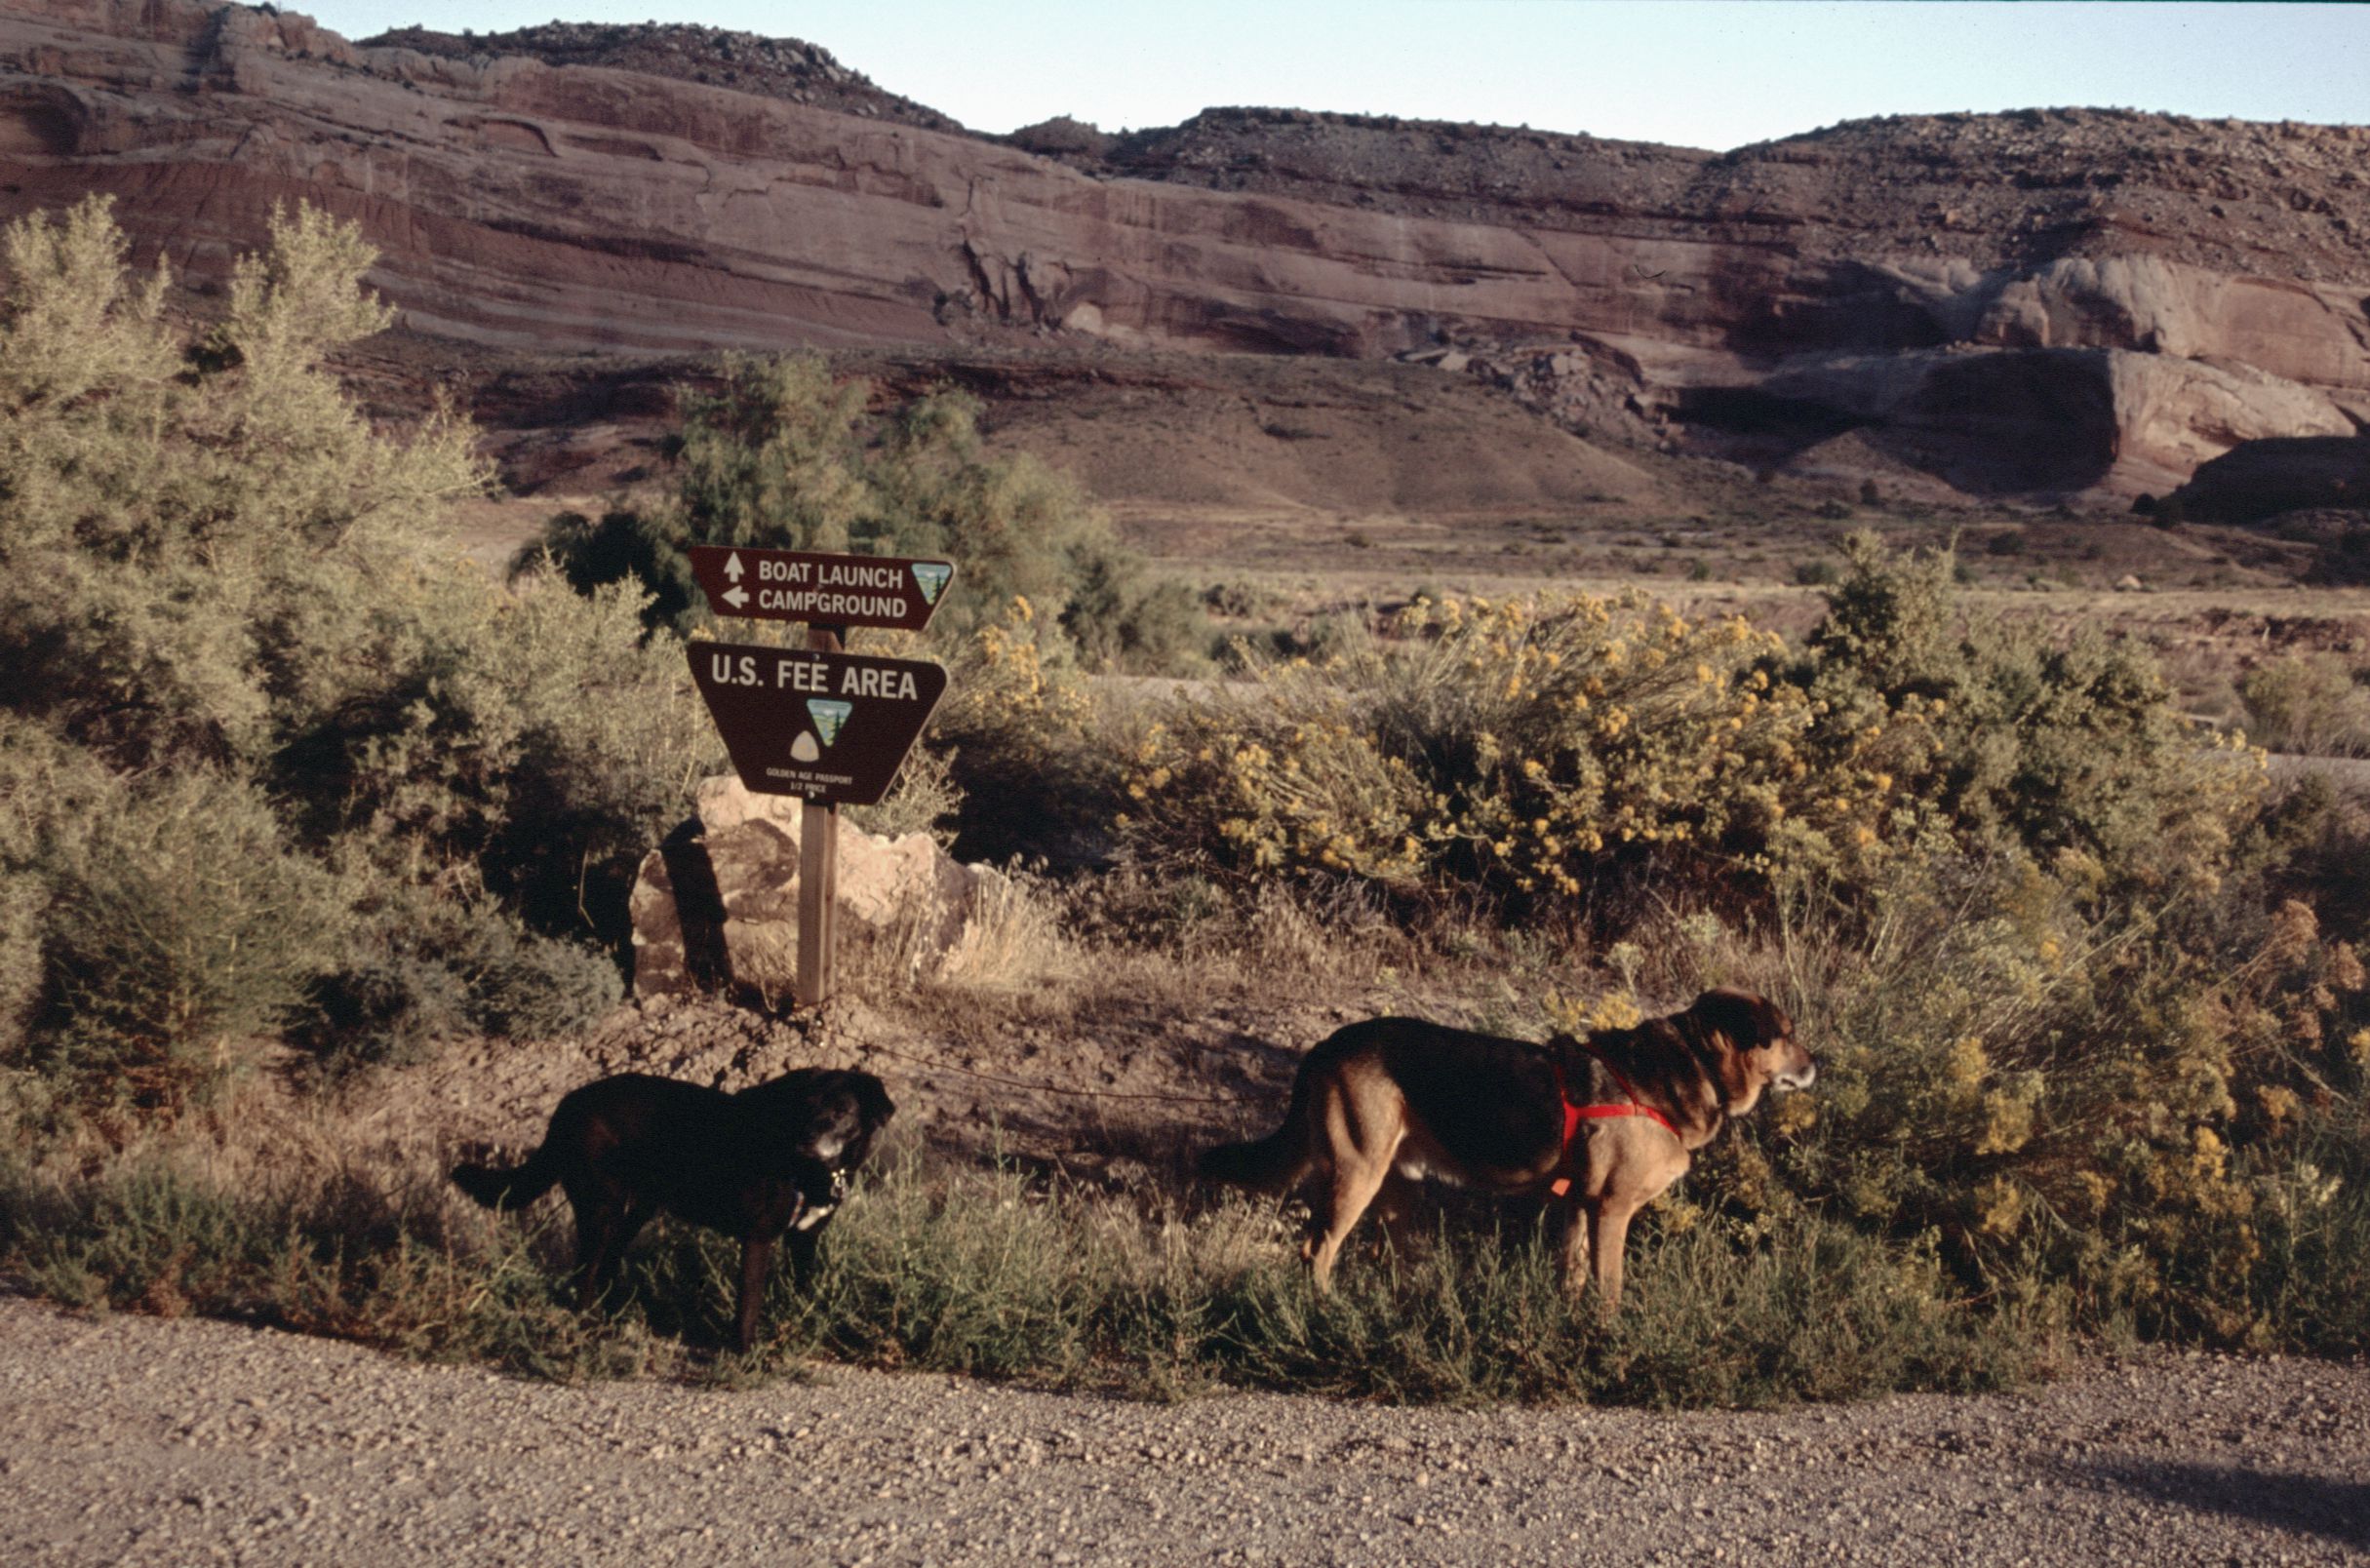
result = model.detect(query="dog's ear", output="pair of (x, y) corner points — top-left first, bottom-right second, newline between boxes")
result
(1693, 988), (1791, 1049)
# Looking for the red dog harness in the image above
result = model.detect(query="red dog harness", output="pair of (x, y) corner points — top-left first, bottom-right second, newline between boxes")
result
(1549, 1043), (1679, 1197)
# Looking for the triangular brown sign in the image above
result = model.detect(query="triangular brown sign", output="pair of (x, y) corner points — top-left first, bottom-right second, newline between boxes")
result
(689, 640), (947, 805)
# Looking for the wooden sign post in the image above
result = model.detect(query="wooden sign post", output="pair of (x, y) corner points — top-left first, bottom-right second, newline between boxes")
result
(797, 623), (842, 1009)
(684, 546), (956, 1007)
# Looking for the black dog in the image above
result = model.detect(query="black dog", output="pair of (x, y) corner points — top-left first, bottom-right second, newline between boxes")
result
(452, 1069), (894, 1351)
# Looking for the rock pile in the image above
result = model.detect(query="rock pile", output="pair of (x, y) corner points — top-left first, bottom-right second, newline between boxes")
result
(629, 776), (1007, 1003)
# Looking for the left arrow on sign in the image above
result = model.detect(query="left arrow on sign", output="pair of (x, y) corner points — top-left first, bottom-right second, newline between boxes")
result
(723, 585), (749, 609)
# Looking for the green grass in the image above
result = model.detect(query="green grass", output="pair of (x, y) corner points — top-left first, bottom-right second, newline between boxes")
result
(0, 1139), (2055, 1405)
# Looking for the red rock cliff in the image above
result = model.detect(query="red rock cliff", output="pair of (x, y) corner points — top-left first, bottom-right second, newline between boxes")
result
(4, 0), (2366, 497)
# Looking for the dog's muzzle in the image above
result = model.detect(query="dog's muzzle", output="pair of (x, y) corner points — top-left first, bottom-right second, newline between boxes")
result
(1776, 1063), (1818, 1091)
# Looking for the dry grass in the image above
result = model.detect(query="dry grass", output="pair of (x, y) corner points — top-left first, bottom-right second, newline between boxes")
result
(7, 862), (2367, 1401)
(0, 1100), (2050, 1405)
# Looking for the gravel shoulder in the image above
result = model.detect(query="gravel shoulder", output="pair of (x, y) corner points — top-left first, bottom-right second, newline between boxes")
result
(5, 1295), (2366, 1567)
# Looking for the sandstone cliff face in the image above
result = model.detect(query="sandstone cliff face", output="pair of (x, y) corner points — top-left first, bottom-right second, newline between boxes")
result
(4, 0), (2365, 498)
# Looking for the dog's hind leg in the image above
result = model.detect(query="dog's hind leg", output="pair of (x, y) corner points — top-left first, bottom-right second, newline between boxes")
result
(571, 1196), (649, 1311)
(1369, 1169), (1427, 1257)
(1304, 1140), (1400, 1291)
(733, 1233), (776, 1352)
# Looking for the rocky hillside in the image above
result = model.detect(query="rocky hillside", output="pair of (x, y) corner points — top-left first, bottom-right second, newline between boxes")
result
(362, 19), (963, 133)
(3, 0), (2366, 500)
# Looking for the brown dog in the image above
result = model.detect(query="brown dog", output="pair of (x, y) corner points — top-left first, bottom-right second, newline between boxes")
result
(1199, 988), (1812, 1310)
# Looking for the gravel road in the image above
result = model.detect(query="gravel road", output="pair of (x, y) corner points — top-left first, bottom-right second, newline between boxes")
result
(4, 1296), (2364, 1567)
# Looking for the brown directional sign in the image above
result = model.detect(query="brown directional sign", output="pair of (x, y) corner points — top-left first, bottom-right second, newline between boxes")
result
(688, 546), (956, 631)
(689, 640), (947, 805)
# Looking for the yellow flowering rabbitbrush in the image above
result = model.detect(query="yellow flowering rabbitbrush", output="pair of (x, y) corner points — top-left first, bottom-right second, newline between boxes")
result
(1121, 589), (1898, 910)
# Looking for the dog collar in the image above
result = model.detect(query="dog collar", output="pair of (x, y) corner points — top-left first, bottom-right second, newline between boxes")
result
(1550, 1048), (1679, 1197)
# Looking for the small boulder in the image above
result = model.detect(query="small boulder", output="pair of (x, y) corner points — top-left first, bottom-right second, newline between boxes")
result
(630, 775), (1004, 1001)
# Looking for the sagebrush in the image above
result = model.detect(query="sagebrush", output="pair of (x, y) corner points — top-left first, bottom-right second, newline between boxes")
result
(0, 199), (709, 1103)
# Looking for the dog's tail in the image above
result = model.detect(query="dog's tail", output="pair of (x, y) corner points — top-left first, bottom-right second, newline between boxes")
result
(1198, 1071), (1317, 1194)
(450, 1143), (561, 1211)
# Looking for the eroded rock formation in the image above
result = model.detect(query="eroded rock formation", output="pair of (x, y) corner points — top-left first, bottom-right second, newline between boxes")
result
(3, 0), (2365, 498)
(2162, 434), (2370, 525)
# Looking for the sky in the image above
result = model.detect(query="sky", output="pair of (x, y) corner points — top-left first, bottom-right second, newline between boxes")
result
(293, 1), (2370, 152)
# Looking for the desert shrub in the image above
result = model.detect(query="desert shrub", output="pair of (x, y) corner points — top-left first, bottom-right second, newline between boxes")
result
(1061, 553), (1205, 672)
(2257, 770), (2370, 940)
(36, 769), (351, 1105)
(527, 509), (700, 633)
(0, 198), (702, 1096)
(670, 353), (873, 558)
(294, 568), (716, 936)
(0, 197), (718, 922)
(2239, 651), (2370, 757)
(1788, 531), (2259, 890)
(1122, 531), (2259, 928)
(295, 889), (626, 1076)
(0, 875), (40, 1063)
(926, 599), (1126, 862)
(846, 732), (963, 843)
(1681, 841), (2370, 1352)
(294, 950), (475, 1074)
(0, 201), (485, 774)
(1121, 591), (1894, 921)
(0, 718), (117, 1065)
(1201, 580), (1269, 619)
(456, 920), (627, 1039)
(529, 353), (1203, 668)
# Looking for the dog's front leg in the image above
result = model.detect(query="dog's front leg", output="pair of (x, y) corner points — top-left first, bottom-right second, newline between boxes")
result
(734, 1233), (776, 1352)
(1559, 1198), (1593, 1295)
(1586, 1196), (1641, 1316)
(786, 1222), (822, 1288)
